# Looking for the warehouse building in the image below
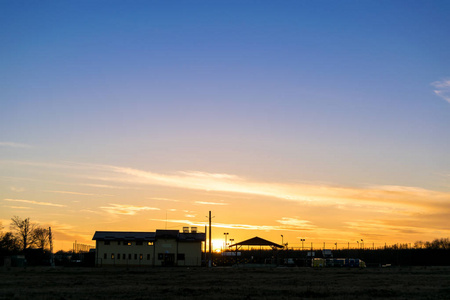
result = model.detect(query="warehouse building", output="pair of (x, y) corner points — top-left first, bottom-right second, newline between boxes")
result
(92, 228), (205, 267)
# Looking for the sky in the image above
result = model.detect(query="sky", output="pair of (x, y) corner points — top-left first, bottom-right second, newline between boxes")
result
(1, 0), (449, 251)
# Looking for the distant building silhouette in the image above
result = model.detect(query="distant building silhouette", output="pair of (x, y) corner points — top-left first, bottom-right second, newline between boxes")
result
(92, 228), (205, 267)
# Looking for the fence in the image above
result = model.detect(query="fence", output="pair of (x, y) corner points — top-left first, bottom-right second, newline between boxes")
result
(73, 240), (95, 253)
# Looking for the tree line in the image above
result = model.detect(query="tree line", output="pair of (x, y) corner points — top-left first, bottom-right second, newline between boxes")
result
(413, 238), (450, 249)
(0, 216), (50, 256)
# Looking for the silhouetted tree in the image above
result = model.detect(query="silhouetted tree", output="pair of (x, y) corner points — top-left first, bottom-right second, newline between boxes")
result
(431, 238), (450, 249)
(33, 227), (49, 250)
(10, 216), (37, 252)
(414, 238), (450, 250)
(0, 232), (20, 254)
(414, 241), (424, 249)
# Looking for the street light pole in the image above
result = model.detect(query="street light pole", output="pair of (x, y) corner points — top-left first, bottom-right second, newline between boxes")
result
(300, 239), (305, 251)
(224, 232), (229, 250)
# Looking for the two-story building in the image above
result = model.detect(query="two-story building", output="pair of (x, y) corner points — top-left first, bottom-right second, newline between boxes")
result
(92, 228), (205, 267)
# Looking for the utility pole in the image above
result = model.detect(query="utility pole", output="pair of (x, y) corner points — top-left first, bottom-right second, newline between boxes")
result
(208, 211), (212, 268)
(49, 227), (55, 267)
(204, 225), (207, 263)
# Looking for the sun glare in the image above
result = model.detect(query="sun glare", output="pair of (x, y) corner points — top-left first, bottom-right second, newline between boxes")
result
(211, 239), (227, 252)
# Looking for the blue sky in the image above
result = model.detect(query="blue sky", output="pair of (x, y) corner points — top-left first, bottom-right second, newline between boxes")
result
(1, 1), (449, 249)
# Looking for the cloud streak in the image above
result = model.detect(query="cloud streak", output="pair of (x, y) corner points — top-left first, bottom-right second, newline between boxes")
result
(195, 201), (228, 206)
(5, 161), (450, 226)
(0, 142), (32, 148)
(101, 204), (160, 215)
(90, 164), (449, 214)
(45, 190), (113, 197)
(149, 217), (315, 232)
(3, 198), (66, 207)
(431, 78), (450, 103)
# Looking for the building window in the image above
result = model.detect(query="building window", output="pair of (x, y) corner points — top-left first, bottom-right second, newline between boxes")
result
(177, 253), (185, 260)
(104, 253), (107, 259)
(134, 254), (137, 260)
(126, 242), (132, 246)
(111, 254), (115, 259)
(139, 254), (143, 260)
(117, 253), (120, 260)
(147, 242), (153, 246)
(104, 241), (110, 245)
(136, 241), (143, 246)
(147, 254), (150, 260)
(118, 241), (121, 245)
(128, 254), (131, 260)
(123, 254), (126, 260)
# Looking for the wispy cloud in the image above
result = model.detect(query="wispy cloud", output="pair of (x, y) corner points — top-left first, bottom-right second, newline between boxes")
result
(431, 78), (450, 103)
(3, 198), (66, 207)
(149, 218), (315, 232)
(92, 164), (449, 213)
(4, 206), (32, 210)
(5, 161), (449, 218)
(276, 217), (316, 230)
(195, 201), (228, 206)
(45, 190), (113, 197)
(0, 142), (32, 148)
(149, 197), (180, 202)
(101, 204), (160, 215)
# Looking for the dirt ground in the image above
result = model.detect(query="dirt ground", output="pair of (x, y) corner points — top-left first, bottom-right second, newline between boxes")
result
(1, 266), (449, 299)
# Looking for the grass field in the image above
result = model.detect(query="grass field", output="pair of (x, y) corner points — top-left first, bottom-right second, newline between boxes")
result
(1, 266), (449, 299)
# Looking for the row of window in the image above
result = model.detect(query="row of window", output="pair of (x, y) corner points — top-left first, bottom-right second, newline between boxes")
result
(103, 253), (186, 261)
(103, 241), (153, 246)
(104, 253), (149, 260)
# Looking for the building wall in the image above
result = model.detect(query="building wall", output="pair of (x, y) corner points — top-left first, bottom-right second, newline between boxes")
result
(154, 238), (178, 266)
(95, 239), (203, 267)
(96, 240), (155, 266)
(178, 242), (203, 266)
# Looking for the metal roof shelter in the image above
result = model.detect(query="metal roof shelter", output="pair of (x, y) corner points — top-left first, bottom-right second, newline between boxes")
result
(227, 237), (283, 265)
(229, 236), (283, 249)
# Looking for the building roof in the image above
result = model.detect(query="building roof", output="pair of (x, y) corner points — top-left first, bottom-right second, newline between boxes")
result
(92, 231), (156, 241)
(229, 236), (283, 248)
(155, 230), (179, 239)
(92, 230), (206, 242)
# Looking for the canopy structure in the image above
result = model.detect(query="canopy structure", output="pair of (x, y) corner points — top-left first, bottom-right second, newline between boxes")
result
(229, 236), (283, 249)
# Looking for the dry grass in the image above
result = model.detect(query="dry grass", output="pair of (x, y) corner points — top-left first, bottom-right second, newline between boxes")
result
(1, 266), (449, 299)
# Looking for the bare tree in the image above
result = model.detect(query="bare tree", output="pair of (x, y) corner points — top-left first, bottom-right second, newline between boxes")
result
(10, 216), (37, 251)
(0, 232), (20, 253)
(33, 227), (49, 250)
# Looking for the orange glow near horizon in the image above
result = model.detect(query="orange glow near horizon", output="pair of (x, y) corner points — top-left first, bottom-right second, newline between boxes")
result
(1, 161), (449, 252)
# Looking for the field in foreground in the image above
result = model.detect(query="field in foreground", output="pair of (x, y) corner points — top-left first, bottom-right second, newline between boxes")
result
(1, 266), (449, 299)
